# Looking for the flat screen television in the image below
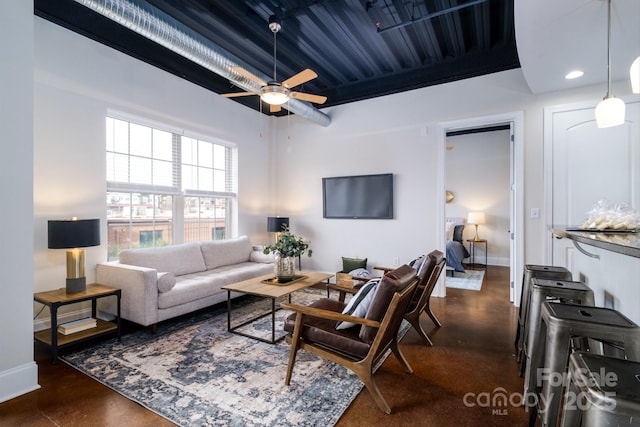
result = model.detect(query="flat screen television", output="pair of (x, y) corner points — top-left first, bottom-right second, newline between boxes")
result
(322, 173), (394, 219)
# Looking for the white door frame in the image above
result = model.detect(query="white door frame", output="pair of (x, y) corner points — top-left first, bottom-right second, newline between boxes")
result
(435, 111), (525, 306)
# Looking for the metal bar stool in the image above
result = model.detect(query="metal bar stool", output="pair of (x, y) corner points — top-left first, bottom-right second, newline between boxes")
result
(516, 265), (572, 364)
(560, 352), (640, 427)
(528, 302), (640, 427)
(523, 278), (595, 398)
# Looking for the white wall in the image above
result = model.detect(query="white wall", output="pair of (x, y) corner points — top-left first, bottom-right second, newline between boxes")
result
(31, 18), (275, 326)
(446, 130), (511, 266)
(272, 69), (634, 279)
(32, 16), (274, 292)
(0, 0), (39, 403)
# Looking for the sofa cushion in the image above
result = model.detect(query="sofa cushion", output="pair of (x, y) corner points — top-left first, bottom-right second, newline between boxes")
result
(157, 272), (176, 293)
(200, 236), (253, 270)
(157, 261), (274, 309)
(119, 243), (206, 276)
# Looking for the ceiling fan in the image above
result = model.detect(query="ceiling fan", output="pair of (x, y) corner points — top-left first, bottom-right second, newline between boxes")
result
(222, 15), (327, 113)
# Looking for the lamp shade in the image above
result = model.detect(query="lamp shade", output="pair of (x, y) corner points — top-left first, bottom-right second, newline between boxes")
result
(267, 217), (289, 233)
(595, 96), (626, 128)
(467, 212), (485, 225)
(48, 219), (101, 249)
(594, 0), (625, 129)
(631, 56), (640, 94)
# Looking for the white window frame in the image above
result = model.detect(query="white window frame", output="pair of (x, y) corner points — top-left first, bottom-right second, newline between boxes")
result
(106, 111), (237, 257)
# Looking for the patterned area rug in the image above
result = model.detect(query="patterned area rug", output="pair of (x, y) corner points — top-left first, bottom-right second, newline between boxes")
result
(446, 269), (485, 291)
(62, 288), (406, 427)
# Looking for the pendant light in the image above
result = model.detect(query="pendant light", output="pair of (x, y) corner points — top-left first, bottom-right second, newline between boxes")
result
(595, 0), (625, 128)
(631, 56), (640, 94)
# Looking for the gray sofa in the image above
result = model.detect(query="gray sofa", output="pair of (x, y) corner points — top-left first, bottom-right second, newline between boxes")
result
(96, 236), (274, 328)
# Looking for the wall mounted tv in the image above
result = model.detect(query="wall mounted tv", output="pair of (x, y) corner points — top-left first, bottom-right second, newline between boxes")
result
(322, 173), (394, 219)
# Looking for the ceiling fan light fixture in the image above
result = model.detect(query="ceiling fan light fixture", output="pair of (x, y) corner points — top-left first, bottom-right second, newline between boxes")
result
(260, 83), (290, 105)
(222, 16), (324, 114)
(595, 95), (626, 128)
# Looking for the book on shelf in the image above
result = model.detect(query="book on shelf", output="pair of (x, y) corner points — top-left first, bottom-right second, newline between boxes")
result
(58, 317), (97, 335)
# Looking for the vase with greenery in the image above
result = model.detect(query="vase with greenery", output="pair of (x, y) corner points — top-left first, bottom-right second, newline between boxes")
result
(263, 225), (312, 282)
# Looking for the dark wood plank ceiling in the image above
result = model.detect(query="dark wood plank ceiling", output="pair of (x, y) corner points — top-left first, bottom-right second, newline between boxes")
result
(34, 0), (519, 115)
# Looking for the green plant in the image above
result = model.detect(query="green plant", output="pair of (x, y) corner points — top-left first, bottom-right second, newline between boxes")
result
(263, 225), (313, 258)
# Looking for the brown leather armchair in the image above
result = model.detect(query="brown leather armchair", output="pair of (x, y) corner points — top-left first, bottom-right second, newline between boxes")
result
(327, 250), (446, 345)
(281, 265), (419, 414)
(404, 250), (446, 345)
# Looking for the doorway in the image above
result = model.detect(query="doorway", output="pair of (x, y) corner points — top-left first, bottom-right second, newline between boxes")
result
(445, 126), (511, 268)
(435, 111), (524, 307)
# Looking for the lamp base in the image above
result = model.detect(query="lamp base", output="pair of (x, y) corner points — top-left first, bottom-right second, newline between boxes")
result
(66, 277), (86, 293)
(473, 224), (480, 241)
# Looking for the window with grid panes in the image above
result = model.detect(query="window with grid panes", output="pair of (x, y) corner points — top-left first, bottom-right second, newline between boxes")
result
(106, 115), (236, 260)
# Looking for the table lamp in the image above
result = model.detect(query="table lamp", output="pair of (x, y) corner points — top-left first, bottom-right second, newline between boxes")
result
(48, 218), (100, 293)
(467, 212), (485, 241)
(267, 216), (289, 240)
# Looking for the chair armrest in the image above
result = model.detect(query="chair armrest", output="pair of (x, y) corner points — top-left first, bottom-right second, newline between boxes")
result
(96, 262), (159, 327)
(372, 266), (394, 274)
(326, 283), (358, 295)
(281, 302), (381, 328)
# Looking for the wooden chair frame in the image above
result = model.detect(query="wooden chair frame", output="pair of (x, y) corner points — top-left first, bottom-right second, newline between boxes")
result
(282, 277), (418, 414)
(404, 252), (445, 345)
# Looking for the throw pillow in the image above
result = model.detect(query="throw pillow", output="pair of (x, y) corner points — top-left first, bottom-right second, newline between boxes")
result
(453, 224), (465, 242)
(157, 271), (176, 293)
(249, 251), (275, 263)
(336, 277), (381, 330)
(445, 221), (456, 241)
(348, 268), (371, 279)
(342, 256), (367, 273)
(408, 255), (425, 274)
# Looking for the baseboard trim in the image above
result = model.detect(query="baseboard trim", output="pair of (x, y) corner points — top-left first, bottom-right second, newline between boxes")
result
(0, 361), (40, 403)
(488, 256), (510, 267)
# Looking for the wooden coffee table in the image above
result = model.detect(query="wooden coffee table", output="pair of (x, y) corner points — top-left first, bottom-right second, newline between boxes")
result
(222, 271), (333, 344)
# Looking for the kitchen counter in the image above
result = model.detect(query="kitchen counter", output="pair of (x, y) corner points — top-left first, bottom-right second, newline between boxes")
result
(551, 226), (640, 259)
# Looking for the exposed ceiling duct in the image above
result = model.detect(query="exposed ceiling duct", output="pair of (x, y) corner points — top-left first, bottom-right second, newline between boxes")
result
(71, 0), (331, 127)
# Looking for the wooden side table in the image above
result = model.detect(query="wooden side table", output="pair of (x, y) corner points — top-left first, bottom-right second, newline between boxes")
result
(466, 239), (488, 267)
(34, 283), (121, 363)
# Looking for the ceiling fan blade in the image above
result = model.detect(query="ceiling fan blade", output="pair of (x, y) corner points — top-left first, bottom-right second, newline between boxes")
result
(221, 91), (258, 98)
(270, 104), (282, 113)
(231, 66), (266, 86)
(282, 69), (317, 89)
(289, 91), (327, 104)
